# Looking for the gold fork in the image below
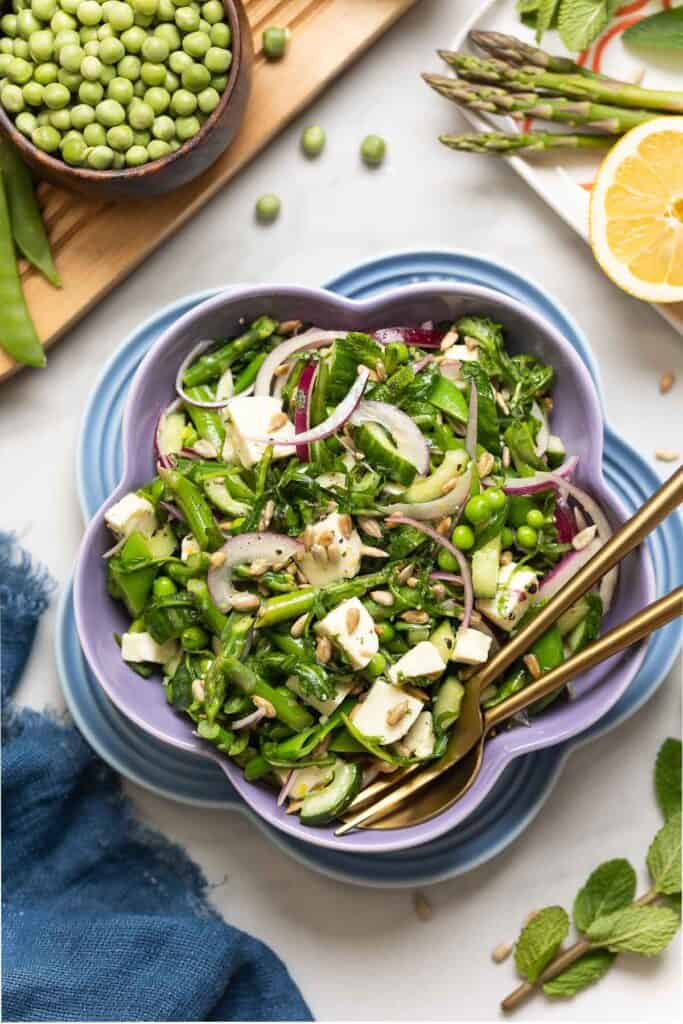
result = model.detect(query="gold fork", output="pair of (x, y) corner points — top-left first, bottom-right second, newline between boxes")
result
(336, 466), (683, 835)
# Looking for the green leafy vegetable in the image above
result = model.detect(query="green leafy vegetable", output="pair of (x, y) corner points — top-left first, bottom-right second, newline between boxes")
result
(655, 738), (682, 821)
(520, 0), (621, 51)
(514, 907), (570, 982)
(573, 858), (637, 932)
(542, 949), (615, 998)
(647, 813), (682, 897)
(535, 0), (561, 42)
(586, 904), (680, 956)
(623, 8), (683, 51)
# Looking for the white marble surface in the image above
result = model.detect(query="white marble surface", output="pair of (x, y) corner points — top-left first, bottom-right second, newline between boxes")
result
(2, 0), (682, 1019)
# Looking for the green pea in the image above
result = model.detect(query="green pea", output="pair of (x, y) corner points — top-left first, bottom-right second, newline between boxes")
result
(168, 48), (192, 74)
(516, 525), (538, 550)
(133, 0), (158, 14)
(119, 25), (145, 52)
(162, 69), (177, 92)
(0, 39), (14, 56)
(125, 142), (147, 165)
(22, 81), (45, 106)
(32, 0), (58, 18)
(80, 54), (101, 79)
(34, 61), (58, 84)
(453, 524), (475, 550)
(117, 54), (140, 80)
(201, 1), (222, 23)
(483, 487), (506, 512)
(12, 38), (31, 60)
(156, 0), (175, 21)
(375, 621), (395, 643)
(436, 547), (458, 573)
(203, 45), (230, 74)
(143, 84), (168, 112)
(107, 75), (133, 103)
(131, 128), (150, 145)
(58, 67), (83, 89)
(103, 122), (130, 150)
(107, 1), (133, 31)
(170, 86), (195, 115)
(29, 29), (55, 63)
(58, 41), (83, 71)
(255, 193), (281, 223)
(147, 137), (170, 159)
(140, 60), (165, 85)
(128, 97), (153, 127)
(175, 5), (199, 33)
(51, 11), (77, 32)
(154, 22), (180, 49)
(153, 575), (177, 598)
(97, 21), (113, 38)
(15, 110), (37, 135)
(132, 78), (144, 96)
(87, 142), (114, 168)
(99, 35), (124, 64)
(79, 25), (99, 43)
(139, 35), (165, 63)
(181, 61), (209, 92)
(1, 83), (25, 112)
(0, 53), (12, 78)
(501, 526), (514, 549)
(83, 119), (105, 144)
(95, 97), (124, 124)
(366, 652), (386, 678)
(48, 107), (71, 129)
(70, 102), (94, 127)
(0, 14), (17, 38)
(197, 17), (210, 34)
(32, 124), (61, 151)
(209, 21), (230, 48)
(62, 133), (88, 164)
(83, 39), (99, 56)
(17, 10), (41, 40)
(526, 508), (545, 529)
(54, 27), (80, 52)
(99, 63), (115, 85)
(465, 495), (489, 525)
(62, 0), (83, 12)
(77, 1), (102, 25)
(262, 25), (288, 60)
(44, 81), (70, 107)
(301, 124), (325, 158)
(360, 133), (386, 166)
(152, 112), (174, 139)
(8, 57), (33, 85)
(175, 112), (199, 140)
(196, 84), (218, 113)
(36, 110), (51, 126)
(111, 150), (125, 168)
(181, 625), (209, 652)
(168, 137), (180, 151)
(183, 30), (210, 58)
(78, 78), (103, 102)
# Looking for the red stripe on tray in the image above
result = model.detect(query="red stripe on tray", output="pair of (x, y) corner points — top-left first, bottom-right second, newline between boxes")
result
(616, 0), (649, 14)
(592, 16), (646, 72)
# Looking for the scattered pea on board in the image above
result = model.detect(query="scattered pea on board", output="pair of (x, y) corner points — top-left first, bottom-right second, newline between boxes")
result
(301, 124), (325, 158)
(262, 25), (288, 60)
(360, 133), (386, 166)
(255, 192), (280, 223)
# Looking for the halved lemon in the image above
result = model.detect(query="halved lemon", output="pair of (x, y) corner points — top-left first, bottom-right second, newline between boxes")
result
(590, 116), (683, 303)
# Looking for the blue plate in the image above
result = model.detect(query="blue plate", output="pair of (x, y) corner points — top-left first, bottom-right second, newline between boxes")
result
(58, 250), (683, 888)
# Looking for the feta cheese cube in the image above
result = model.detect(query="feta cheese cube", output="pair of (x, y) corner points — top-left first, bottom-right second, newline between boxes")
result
(401, 710), (436, 758)
(477, 561), (540, 632)
(289, 764), (335, 800)
(226, 395), (295, 469)
(350, 680), (423, 745)
(121, 631), (178, 665)
(317, 597), (378, 669)
(452, 627), (492, 665)
(181, 534), (201, 561)
(388, 641), (446, 685)
(221, 425), (238, 464)
(448, 344), (479, 363)
(104, 492), (156, 539)
(299, 512), (363, 586)
(286, 675), (354, 717)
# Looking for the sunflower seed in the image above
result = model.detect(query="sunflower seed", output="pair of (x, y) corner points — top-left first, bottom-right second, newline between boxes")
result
(464, 335), (478, 352)
(290, 613), (309, 638)
(502, 446), (511, 469)
(311, 544), (328, 565)
(338, 514), (353, 539)
(375, 359), (387, 381)
(656, 449), (679, 462)
(258, 499), (275, 531)
(440, 477), (459, 495)
(396, 563), (414, 584)
(316, 636), (332, 664)
(346, 605), (361, 633)
(248, 559), (270, 577)
(572, 525), (597, 550)
(327, 543), (341, 564)
(370, 590), (395, 607)
(358, 516), (383, 539)
(277, 319), (302, 335)
(430, 583), (446, 599)
(436, 516), (452, 536)
(253, 695), (276, 718)
(523, 653), (541, 679)
(659, 370), (675, 394)
(209, 550), (227, 569)
(317, 530), (335, 547)
(360, 545), (388, 558)
(302, 525), (314, 549)
(191, 678), (205, 702)
(273, 362), (291, 377)
(491, 942), (513, 964)
(386, 699), (409, 726)
(230, 592), (261, 611)
(267, 411), (288, 432)
(401, 610), (429, 625)
(477, 452), (494, 478)
(440, 329), (458, 352)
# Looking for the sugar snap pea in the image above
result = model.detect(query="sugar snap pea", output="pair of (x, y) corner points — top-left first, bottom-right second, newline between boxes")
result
(0, 171), (45, 368)
(0, 139), (60, 287)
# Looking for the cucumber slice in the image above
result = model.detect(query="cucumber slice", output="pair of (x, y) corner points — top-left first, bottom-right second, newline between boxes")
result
(433, 676), (465, 733)
(299, 759), (362, 826)
(428, 373), (469, 423)
(546, 434), (566, 469)
(402, 449), (468, 503)
(326, 334), (383, 403)
(148, 524), (177, 559)
(472, 535), (501, 599)
(203, 479), (250, 517)
(556, 597), (591, 636)
(355, 422), (417, 487)
(429, 620), (456, 663)
(158, 411), (186, 456)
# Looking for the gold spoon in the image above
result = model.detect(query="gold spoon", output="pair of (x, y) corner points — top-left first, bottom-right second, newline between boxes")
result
(336, 466), (683, 834)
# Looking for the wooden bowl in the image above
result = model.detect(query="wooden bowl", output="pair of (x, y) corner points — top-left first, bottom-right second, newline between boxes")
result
(0, 0), (253, 200)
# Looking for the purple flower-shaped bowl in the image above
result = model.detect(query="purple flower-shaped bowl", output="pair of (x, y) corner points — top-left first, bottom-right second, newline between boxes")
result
(73, 282), (654, 855)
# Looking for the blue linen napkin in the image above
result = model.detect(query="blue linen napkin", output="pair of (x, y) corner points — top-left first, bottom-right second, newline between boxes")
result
(1, 532), (312, 1023)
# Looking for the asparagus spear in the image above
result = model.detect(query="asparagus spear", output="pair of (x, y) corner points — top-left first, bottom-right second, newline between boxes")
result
(438, 52), (683, 113)
(468, 30), (602, 78)
(439, 131), (612, 155)
(422, 74), (655, 134)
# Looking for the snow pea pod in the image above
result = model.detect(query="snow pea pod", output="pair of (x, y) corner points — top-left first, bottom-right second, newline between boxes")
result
(0, 172), (45, 368)
(183, 385), (226, 451)
(182, 316), (278, 387)
(159, 468), (224, 551)
(0, 140), (60, 287)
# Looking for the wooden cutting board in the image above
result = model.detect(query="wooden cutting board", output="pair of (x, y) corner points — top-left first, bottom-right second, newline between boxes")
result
(2, 0), (419, 381)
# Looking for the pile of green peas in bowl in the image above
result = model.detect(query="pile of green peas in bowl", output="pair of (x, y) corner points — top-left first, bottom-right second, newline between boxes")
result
(0, 0), (234, 169)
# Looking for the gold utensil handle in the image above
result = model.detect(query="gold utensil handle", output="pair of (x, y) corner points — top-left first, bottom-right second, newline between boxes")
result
(484, 586), (683, 730)
(471, 467), (683, 695)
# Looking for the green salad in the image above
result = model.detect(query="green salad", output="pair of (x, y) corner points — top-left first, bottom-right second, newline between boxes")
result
(105, 314), (615, 826)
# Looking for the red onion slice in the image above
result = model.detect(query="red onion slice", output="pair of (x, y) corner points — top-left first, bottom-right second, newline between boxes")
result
(531, 400), (550, 458)
(207, 533), (304, 611)
(502, 456), (579, 496)
(548, 473), (617, 613)
(383, 465), (472, 521)
(232, 707), (266, 731)
(277, 769), (295, 806)
(349, 400), (430, 475)
(465, 382), (478, 459)
(538, 538), (602, 603)
(294, 363), (317, 463)
(374, 327), (444, 348)
(554, 500), (576, 544)
(249, 367), (370, 447)
(412, 354), (435, 374)
(155, 397), (182, 461)
(387, 515), (474, 629)
(430, 571), (464, 586)
(254, 329), (346, 397)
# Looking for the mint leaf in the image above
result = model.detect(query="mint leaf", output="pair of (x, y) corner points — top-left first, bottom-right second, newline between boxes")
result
(655, 738), (681, 821)
(558, 0), (615, 52)
(647, 813), (682, 896)
(623, 8), (683, 51)
(515, 906), (570, 982)
(542, 949), (615, 998)
(587, 904), (680, 955)
(535, 0), (561, 42)
(573, 858), (637, 932)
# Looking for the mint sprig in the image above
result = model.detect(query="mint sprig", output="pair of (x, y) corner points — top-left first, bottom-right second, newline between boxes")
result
(519, 0), (622, 52)
(500, 738), (682, 1011)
